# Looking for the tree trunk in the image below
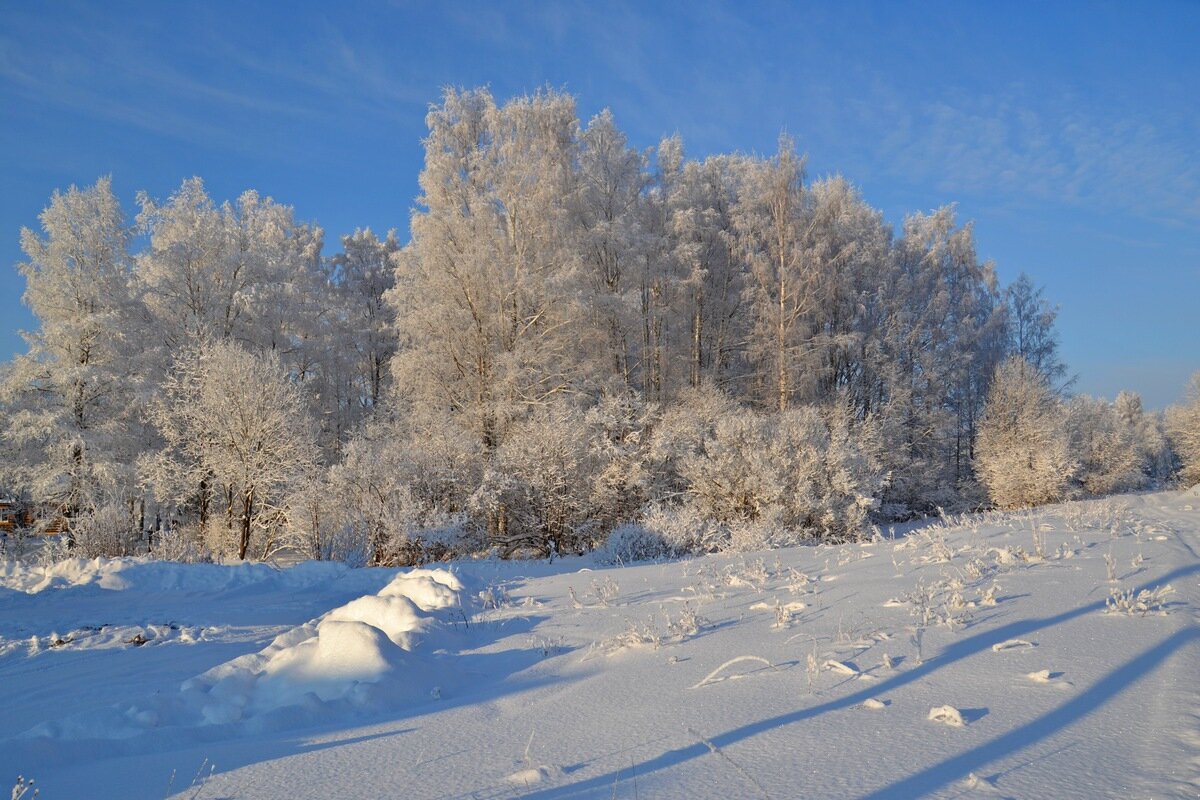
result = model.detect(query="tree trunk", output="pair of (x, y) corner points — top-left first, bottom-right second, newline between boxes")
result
(778, 277), (788, 412)
(238, 490), (254, 560)
(198, 478), (209, 535)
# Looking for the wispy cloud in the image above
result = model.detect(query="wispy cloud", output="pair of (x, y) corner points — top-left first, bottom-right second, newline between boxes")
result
(0, 3), (431, 163)
(861, 85), (1200, 226)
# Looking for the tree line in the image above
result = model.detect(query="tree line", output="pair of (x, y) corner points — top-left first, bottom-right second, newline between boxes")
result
(1, 87), (1196, 564)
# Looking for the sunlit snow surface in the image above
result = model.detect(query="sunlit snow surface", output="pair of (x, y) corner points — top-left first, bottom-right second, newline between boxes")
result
(2, 490), (1198, 799)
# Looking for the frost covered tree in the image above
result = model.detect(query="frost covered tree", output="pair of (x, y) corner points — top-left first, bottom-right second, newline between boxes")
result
(135, 179), (337, 452)
(0, 178), (144, 532)
(666, 151), (749, 393)
(330, 228), (399, 408)
(1165, 372), (1200, 487)
(1113, 390), (1172, 484)
(976, 357), (1075, 508)
(135, 178), (324, 356)
(1, 86), (1093, 560)
(734, 137), (816, 411)
(1005, 273), (1067, 387)
(570, 109), (647, 391)
(1066, 395), (1145, 496)
(878, 207), (1005, 511)
(389, 88), (584, 451)
(142, 341), (318, 559)
(801, 177), (892, 410)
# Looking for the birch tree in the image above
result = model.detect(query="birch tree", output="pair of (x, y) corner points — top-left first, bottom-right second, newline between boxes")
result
(0, 178), (142, 531)
(571, 109), (646, 391)
(144, 341), (318, 559)
(389, 87), (583, 451)
(735, 138), (816, 411)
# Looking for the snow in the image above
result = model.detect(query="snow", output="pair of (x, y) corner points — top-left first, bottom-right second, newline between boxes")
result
(2, 490), (1199, 798)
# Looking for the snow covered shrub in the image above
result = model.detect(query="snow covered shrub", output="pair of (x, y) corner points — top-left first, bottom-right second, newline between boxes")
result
(149, 523), (209, 563)
(976, 357), (1075, 509)
(1165, 372), (1200, 487)
(727, 511), (809, 552)
(645, 384), (740, 502)
(376, 513), (471, 566)
(681, 403), (882, 542)
(1104, 583), (1174, 617)
(595, 522), (675, 564)
(584, 392), (652, 534)
(325, 410), (480, 565)
(642, 503), (728, 553)
(71, 502), (140, 558)
(596, 504), (726, 562)
(327, 411), (482, 565)
(682, 410), (778, 522)
(1066, 396), (1145, 496)
(471, 403), (598, 557)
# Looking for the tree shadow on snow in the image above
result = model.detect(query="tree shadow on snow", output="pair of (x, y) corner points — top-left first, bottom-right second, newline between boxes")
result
(516, 561), (1200, 800)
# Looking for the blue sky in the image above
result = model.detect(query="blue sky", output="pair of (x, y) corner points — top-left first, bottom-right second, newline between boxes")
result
(1, 1), (1197, 407)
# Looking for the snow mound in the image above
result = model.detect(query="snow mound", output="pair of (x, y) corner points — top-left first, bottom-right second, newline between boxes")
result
(186, 567), (464, 721)
(324, 595), (427, 649)
(378, 567), (464, 609)
(24, 566), (467, 740)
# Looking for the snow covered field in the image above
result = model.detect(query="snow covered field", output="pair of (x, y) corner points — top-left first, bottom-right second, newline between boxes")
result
(2, 489), (1198, 799)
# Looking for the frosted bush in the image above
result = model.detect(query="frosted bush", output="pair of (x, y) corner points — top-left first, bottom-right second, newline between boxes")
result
(71, 503), (140, 559)
(594, 522), (676, 564)
(681, 403), (882, 542)
(727, 512), (808, 552)
(149, 523), (209, 563)
(470, 404), (599, 557)
(584, 391), (652, 532)
(1165, 372), (1200, 487)
(327, 411), (482, 565)
(644, 384), (740, 502)
(1066, 395), (1147, 496)
(642, 503), (728, 554)
(1104, 584), (1174, 617)
(976, 357), (1075, 509)
(376, 512), (476, 567)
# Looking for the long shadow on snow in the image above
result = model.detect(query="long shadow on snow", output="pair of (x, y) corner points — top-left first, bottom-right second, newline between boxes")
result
(519, 562), (1200, 800)
(859, 624), (1200, 799)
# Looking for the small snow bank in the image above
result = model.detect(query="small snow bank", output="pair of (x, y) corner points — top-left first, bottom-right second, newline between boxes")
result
(0, 556), (369, 595)
(182, 567), (469, 724)
(26, 567), (470, 741)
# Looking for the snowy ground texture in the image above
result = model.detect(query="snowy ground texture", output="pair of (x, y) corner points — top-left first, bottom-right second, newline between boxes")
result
(3, 489), (1199, 799)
